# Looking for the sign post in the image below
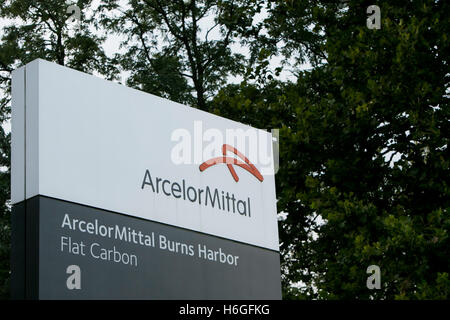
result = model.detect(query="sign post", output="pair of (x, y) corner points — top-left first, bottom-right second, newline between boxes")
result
(11, 59), (281, 299)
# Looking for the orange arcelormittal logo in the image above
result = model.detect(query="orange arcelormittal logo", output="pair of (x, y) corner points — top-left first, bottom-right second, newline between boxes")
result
(199, 144), (264, 182)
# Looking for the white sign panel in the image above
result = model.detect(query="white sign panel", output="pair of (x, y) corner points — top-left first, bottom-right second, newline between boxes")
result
(12, 59), (279, 251)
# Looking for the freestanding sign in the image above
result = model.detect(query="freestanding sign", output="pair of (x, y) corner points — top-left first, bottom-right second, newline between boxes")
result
(11, 59), (281, 299)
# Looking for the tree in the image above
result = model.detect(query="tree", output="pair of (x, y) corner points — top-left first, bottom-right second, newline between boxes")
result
(0, 0), (118, 299)
(212, 0), (449, 299)
(99, 0), (262, 110)
(1, 0), (448, 300)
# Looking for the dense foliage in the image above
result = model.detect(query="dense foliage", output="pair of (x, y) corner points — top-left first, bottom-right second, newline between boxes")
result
(0, 0), (448, 299)
(213, 0), (450, 299)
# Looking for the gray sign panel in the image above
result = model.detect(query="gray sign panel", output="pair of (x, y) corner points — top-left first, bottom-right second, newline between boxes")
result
(12, 196), (281, 299)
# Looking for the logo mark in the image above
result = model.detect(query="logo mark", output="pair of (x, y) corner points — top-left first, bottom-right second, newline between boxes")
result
(199, 144), (264, 182)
